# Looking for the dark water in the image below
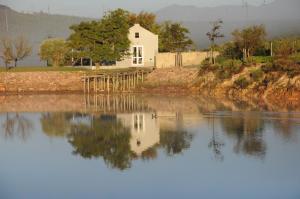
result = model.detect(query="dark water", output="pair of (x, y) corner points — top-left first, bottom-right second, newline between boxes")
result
(0, 94), (300, 199)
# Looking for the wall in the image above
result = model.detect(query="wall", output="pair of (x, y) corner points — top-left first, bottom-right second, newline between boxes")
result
(155, 51), (215, 68)
(0, 71), (84, 93)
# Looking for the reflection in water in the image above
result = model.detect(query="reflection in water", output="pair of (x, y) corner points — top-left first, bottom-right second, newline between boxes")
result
(2, 94), (300, 171)
(208, 115), (224, 161)
(1, 113), (33, 140)
(40, 110), (194, 170)
(68, 114), (134, 170)
(220, 112), (266, 158)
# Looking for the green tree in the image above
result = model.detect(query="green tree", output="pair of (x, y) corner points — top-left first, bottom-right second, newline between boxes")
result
(39, 38), (69, 67)
(68, 9), (130, 65)
(232, 25), (266, 61)
(206, 19), (224, 64)
(159, 22), (193, 52)
(128, 11), (160, 34)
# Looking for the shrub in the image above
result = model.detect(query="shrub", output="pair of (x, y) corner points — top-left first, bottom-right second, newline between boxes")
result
(234, 76), (250, 89)
(252, 56), (273, 64)
(250, 68), (264, 81)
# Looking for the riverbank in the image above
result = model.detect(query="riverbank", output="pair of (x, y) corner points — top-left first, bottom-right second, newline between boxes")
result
(140, 66), (300, 104)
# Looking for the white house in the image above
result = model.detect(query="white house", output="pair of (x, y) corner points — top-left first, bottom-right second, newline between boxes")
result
(116, 24), (159, 67)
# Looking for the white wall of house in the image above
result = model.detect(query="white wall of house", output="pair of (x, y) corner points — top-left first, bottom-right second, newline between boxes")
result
(116, 24), (158, 67)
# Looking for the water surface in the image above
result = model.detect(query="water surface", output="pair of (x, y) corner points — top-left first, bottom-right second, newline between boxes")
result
(0, 94), (299, 199)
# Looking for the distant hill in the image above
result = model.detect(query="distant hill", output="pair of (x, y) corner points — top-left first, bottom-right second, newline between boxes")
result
(156, 0), (300, 48)
(0, 5), (92, 66)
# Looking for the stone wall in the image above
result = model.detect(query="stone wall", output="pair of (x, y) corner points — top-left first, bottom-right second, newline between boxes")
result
(0, 71), (84, 93)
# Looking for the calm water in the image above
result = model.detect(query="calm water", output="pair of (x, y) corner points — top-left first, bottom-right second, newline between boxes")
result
(0, 94), (300, 199)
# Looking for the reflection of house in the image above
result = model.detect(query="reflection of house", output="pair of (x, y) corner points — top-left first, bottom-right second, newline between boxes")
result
(116, 24), (159, 67)
(117, 112), (160, 155)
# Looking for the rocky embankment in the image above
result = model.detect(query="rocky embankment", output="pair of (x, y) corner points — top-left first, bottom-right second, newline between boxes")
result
(140, 67), (300, 105)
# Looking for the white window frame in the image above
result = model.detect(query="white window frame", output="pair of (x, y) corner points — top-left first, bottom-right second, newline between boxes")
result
(132, 45), (144, 66)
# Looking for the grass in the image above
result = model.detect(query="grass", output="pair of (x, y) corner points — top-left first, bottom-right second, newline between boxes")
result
(0, 66), (153, 74)
(0, 66), (88, 72)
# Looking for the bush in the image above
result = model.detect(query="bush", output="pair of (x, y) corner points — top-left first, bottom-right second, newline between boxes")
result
(234, 76), (250, 89)
(252, 56), (273, 64)
(250, 68), (264, 81)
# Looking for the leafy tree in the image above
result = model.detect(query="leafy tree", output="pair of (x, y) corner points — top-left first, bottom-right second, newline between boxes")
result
(39, 38), (69, 67)
(220, 41), (242, 60)
(273, 39), (295, 59)
(206, 19), (224, 64)
(159, 22), (193, 52)
(0, 36), (32, 68)
(128, 11), (160, 34)
(232, 25), (266, 60)
(68, 9), (130, 65)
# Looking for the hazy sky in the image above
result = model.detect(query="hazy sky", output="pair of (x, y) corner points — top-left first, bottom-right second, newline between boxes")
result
(1, 0), (274, 18)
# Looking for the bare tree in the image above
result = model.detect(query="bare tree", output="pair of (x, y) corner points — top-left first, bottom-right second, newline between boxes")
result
(13, 37), (32, 67)
(0, 36), (32, 69)
(0, 37), (13, 69)
(206, 19), (224, 64)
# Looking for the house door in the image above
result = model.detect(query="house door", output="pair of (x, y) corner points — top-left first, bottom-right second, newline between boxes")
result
(132, 46), (144, 66)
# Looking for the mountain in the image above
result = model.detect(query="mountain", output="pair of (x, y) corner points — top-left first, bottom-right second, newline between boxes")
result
(156, 0), (300, 22)
(156, 0), (300, 48)
(0, 5), (92, 66)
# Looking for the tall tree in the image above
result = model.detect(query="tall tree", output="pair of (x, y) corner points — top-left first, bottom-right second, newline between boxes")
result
(232, 25), (266, 61)
(128, 11), (160, 34)
(206, 19), (224, 64)
(159, 22), (193, 52)
(68, 9), (130, 65)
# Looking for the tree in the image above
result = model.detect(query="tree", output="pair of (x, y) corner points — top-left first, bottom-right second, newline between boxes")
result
(39, 38), (69, 67)
(232, 25), (266, 61)
(0, 37), (13, 69)
(273, 38), (295, 59)
(68, 9), (130, 65)
(128, 11), (160, 34)
(0, 36), (31, 68)
(206, 19), (224, 64)
(159, 22), (193, 52)
(12, 37), (32, 67)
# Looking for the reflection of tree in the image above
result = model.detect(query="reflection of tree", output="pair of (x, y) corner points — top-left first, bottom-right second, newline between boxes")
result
(159, 112), (193, 156)
(208, 115), (224, 161)
(273, 116), (297, 141)
(67, 116), (136, 170)
(141, 145), (158, 160)
(221, 113), (266, 158)
(2, 113), (33, 140)
(40, 113), (73, 137)
(160, 129), (193, 155)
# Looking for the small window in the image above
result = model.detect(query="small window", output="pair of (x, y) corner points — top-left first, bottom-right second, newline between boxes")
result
(135, 32), (140, 38)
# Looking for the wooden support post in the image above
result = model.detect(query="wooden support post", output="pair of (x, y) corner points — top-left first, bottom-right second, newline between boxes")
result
(87, 77), (90, 93)
(107, 75), (110, 93)
(94, 77), (96, 93)
(83, 75), (86, 94)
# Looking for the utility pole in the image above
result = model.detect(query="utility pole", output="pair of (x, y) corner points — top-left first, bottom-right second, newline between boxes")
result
(5, 8), (9, 33)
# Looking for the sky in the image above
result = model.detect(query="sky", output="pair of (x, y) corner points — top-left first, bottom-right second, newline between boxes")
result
(1, 0), (274, 18)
